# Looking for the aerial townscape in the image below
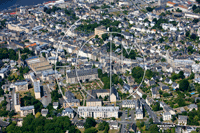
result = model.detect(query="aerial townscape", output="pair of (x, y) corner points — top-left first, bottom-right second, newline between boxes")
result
(1, 0), (200, 133)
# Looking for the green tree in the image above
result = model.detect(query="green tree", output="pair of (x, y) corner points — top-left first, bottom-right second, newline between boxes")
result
(179, 79), (190, 92)
(84, 117), (96, 129)
(142, 94), (147, 99)
(132, 67), (144, 83)
(84, 127), (98, 133)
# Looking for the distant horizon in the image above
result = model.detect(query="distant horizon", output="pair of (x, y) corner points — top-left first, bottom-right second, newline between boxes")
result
(0, 0), (46, 11)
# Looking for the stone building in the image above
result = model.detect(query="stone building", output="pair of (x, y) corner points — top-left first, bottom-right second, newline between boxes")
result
(78, 106), (119, 119)
(66, 68), (98, 84)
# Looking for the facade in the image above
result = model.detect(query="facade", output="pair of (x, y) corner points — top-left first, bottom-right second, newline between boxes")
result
(178, 115), (187, 126)
(188, 104), (198, 111)
(78, 106), (119, 119)
(135, 100), (143, 120)
(110, 87), (117, 103)
(20, 105), (35, 117)
(163, 112), (171, 121)
(86, 99), (102, 107)
(66, 68), (98, 84)
(122, 100), (135, 108)
(41, 109), (48, 117)
(62, 108), (74, 118)
(34, 81), (41, 99)
(13, 92), (20, 112)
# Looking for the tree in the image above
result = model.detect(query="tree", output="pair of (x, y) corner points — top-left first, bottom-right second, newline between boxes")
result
(149, 124), (159, 133)
(84, 117), (96, 129)
(98, 121), (109, 131)
(146, 7), (153, 12)
(190, 34), (197, 40)
(179, 79), (190, 92)
(149, 118), (153, 124)
(84, 127), (98, 133)
(142, 94), (147, 99)
(196, 0), (200, 4)
(132, 67), (144, 83)
(178, 71), (185, 79)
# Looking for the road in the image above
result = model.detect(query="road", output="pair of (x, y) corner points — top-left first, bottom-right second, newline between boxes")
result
(141, 98), (159, 123)
(120, 110), (127, 133)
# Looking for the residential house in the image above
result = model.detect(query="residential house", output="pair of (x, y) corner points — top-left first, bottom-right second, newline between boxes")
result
(188, 104), (198, 111)
(41, 109), (48, 117)
(163, 112), (171, 121)
(178, 115), (187, 126)
(62, 108), (74, 118)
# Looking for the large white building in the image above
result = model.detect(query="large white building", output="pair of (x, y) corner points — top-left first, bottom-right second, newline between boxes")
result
(78, 106), (119, 119)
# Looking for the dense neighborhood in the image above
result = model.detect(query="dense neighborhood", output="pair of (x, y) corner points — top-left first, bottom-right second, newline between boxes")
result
(1, 0), (200, 133)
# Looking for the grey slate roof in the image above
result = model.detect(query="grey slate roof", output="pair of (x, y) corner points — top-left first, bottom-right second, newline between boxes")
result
(66, 68), (98, 78)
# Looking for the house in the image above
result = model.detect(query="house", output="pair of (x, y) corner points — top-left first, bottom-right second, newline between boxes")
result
(135, 100), (143, 120)
(178, 115), (187, 126)
(172, 82), (179, 90)
(165, 78), (172, 84)
(62, 108), (74, 118)
(20, 105), (35, 117)
(151, 87), (160, 99)
(63, 91), (80, 108)
(53, 102), (58, 110)
(148, 80), (156, 86)
(163, 112), (171, 121)
(161, 86), (170, 91)
(146, 97), (154, 106)
(109, 121), (119, 130)
(41, 109), (48, 117)
(76, 121), (84, 129)
(188, 104), (198, 111)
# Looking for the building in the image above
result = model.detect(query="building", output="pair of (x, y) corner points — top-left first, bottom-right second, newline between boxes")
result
(26, 56), (52, 74)
(20, 105), (35, 117)
(63, 91), (80, 108)
(122, 100), (135, 108)
(66, 68), (98, 84)
(135, 100), (143, 120)
(41, 109), (48, 117)
(11, 80), (28, 92)
(78, 106), (119, 119)
(62, 108), (74, 118)
(95, 25), (106, 38)
(86, 99), (102, 107)
(13, 92), (20, 112)
(0, 65), (10, 79)
(53, 102), (58, 109)
(109, 121), (119, 130)
(163, 112), (171, 121)
(34, 81), (41, 99)
(178, 115), (187, 126)
(188, 104), (198, 111)
(166, 1), (176, 7)
(110, 87), (117, 103)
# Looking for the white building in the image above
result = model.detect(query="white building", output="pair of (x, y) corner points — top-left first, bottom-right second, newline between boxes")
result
(163, 112), (171, 121)
(78, 106), (119, 119)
